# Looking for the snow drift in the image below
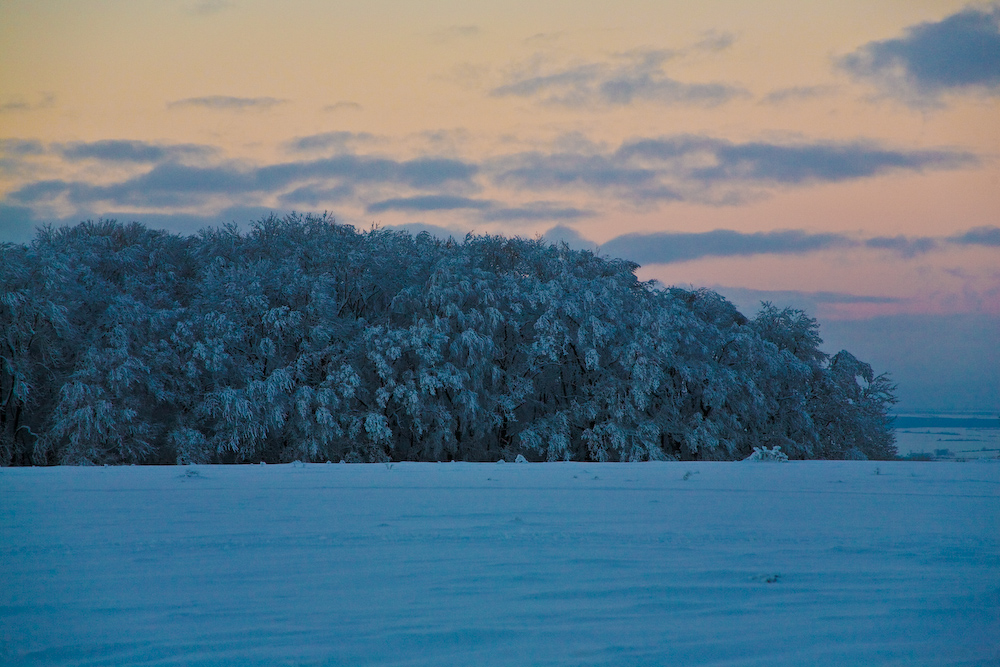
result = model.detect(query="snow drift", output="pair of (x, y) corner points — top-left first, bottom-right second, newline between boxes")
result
(2, 461), (997, 665)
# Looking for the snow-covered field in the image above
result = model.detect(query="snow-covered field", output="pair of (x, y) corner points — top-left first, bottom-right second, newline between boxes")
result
(895, 426), (1000, 460)
(3, 461), (998, 666)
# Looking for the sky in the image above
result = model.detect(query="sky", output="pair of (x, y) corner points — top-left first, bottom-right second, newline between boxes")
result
(1, 0), (998, 412)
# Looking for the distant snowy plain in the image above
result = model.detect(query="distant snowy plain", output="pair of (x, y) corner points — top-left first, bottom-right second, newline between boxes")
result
(3, 461), (998, 666)
(895, 424), (1000, 461)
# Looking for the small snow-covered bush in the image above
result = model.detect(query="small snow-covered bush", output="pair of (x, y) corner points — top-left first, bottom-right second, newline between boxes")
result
(744, 446), (789, 462)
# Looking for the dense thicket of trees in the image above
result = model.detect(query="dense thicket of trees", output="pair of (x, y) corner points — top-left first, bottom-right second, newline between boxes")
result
(1, 215), (896, 465)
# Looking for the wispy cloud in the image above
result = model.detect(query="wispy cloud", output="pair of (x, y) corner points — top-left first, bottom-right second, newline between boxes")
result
(323, 101), (363, 112)
(759, 85), (838, 105)
(491, 152), (663, 192)
(492, 50), (748, 107)
(481, 203), (593, 223)
(8, 134), (973, 216)
(838, 5), (1000, 106)
(167, 96), (287, 110)
(0, 139), (45, 173)
(950, 225), (1000, 247)
(599, 229), (854, 265)
(865, 235), (939, 257)
(8, 154), (478, 209)
(8, 180), (79, 204)
(0, 93), (55, 114)
(719, 285), (904, 307)
(618, 136), (973, 184)
(713, 285), (909, 322)
(58, 140), (215, 163)
(523, 32), (564, 46)
(284, 132), (376, 153)
(277, 184), (354, 207)
(367, 195), (491, 213)
(492, 135), (975, 204)
(573, 226), (999, 266)
(692, 30), (737, 53)
(432, 25), (481, 43)
(367, 195), (593, 222)
(0, 132), (984, 241)
(0, 139), (45, 156)
(0, 101), (32, 113)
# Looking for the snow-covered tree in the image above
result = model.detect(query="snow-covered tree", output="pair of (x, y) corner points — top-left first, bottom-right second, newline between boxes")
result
(0, 215), (898, 465)
(812, 350), (897, 460)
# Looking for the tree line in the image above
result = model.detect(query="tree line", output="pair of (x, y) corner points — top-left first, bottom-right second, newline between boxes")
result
(0, 214), (897, 465)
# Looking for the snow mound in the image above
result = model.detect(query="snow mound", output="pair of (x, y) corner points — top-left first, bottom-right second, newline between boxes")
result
(744, 446), (789, 462)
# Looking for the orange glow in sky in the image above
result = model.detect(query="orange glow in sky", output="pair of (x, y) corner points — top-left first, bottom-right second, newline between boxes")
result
(2, 0), (998, 319)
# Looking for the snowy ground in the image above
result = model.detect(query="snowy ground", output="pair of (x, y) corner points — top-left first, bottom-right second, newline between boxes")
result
(3, 461), (998, 666)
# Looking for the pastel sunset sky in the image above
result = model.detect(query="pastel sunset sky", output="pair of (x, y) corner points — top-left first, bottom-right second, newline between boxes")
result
(2, 1), (998, 410)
